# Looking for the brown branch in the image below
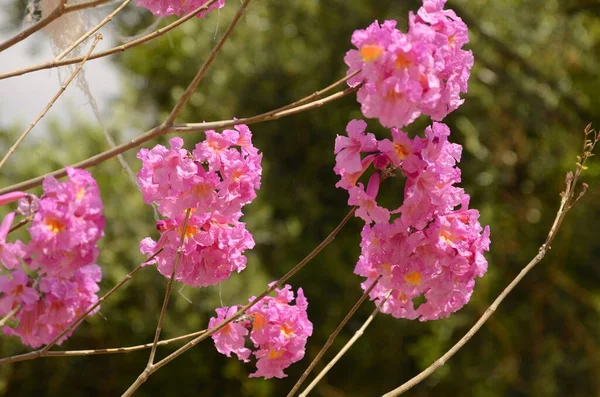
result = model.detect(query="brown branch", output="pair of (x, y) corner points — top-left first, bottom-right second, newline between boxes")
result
(0, 0), (221, 80)
(0, 329), (206, 364)
(55, 0), (133, 60)
(0, 250), (163, 366)
(0, 84), (358, 196)
(381, 126), (598, 397)
(299, 290), (392, 397)
(0, 0), (110, 52)
(0, 34), (103, 170)
(0, 305), (22, 328)
(163, 0), (253, 125)
(288, 275), (381, 397)
(121, 207), (357, 395)
(147, 208), (191, 365)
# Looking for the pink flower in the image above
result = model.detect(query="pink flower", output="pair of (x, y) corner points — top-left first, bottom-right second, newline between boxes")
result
(138, 125), (262, 287)
(348, 174), (390, 224)
(2, 265), (101, 348)
(334, 119), (377, 174)
(209, 284), (313, 379)
(135, 0), (225, 18)
(0, 212), (26, 270)
(208, 305), (251, 362)
(26, 168), (105, 277)
(0, 269), (39, 315)
(345, 1), (472, 127)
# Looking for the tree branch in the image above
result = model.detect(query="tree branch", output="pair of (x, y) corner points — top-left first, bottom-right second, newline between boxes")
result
(121, 207), (357, 395)
(0, 0), (110, 52)
(299, 290), (392, 397)
(0, 34), (103, 170)
(381, 126), (598, 397)
(0, 0), (221, 81)
(0, 83), (358, 195)
(288, 275), (381, 397)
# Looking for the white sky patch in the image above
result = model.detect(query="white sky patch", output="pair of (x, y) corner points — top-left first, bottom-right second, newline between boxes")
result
(0, 10), (121, 139)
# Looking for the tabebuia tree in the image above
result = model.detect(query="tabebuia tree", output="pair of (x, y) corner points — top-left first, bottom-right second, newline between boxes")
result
(0, 0), (597, 395)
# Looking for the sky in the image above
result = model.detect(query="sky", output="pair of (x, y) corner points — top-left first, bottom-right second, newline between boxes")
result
(0, 6), (121, 140)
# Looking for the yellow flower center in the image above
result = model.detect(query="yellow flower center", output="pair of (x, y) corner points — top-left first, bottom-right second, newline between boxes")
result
(395, 53), (411, 69)
(253, 312), (267, 332)
(393, 142), (409, 159)
(404, 271), (422, 286)
(360, 45), (383, 62)
(44, 218), (65, 233)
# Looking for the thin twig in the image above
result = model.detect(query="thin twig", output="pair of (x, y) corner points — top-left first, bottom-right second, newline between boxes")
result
(147, 208), (191, 365)
(55, 0), (133, 60)
(0, 305), (21, 328)
(40, 263), (147, 354)
(0, 328), (205, 364)
(288, 275), (381, 397)
(44, 329), (207, 357)
(163, 0), (253, 125)
(121, 207), (357, 396)
(0, 35), (103, 171)
(0, 0), (221, 80)
(299, 290), (392, 397)
(381, 128), (598, 397)
(0, 85), (359, 195)
(0, 0), (110, 52)
(0, 258), (152, 366)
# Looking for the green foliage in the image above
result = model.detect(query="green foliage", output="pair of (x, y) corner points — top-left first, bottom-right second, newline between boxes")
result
(1, 0), (600, 396)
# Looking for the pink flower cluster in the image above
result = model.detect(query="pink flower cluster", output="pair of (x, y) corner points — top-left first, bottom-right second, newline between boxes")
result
(335, 120), (490, 320)
(0, 168), (104, 347)
(137, 125), (262, 287)
(135, 0), (224, 18)
(209, 284), (313, 379)
(345, 0), (473, 128)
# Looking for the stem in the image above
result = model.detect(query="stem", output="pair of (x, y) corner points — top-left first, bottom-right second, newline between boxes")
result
(0, 34), (102, 171)
(0, 329), (206, 365)
(0, 305), (21, 327)
(163, 0), (253, 125)
(0, 253), (159, 366)
(55, 0), (133, 60)
(147, 209), (191, 365)
(0, 0), (221, 80)
(299, 291), (392, 397)
(121, 207), (357, 395)
(381, 144), (595, 397)
(40, 262), (145, 354)
(0, 85), (358, 196)
(0, 0), (110, 53)
(288, 275), (381, 397)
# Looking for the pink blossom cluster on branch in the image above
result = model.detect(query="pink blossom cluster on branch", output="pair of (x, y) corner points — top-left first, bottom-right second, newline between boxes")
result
(137, 125), (262, 287)
(135, 0), (225, 18)
(209, 284), (313, 379)
(345, 0), (473, 128)
(0, 168), (104, 347)
(335, 121), (490, 320)
(338, 0), (490, 320)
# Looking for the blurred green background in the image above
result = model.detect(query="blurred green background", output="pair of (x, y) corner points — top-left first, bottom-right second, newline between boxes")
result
(1, 0), (600, 396)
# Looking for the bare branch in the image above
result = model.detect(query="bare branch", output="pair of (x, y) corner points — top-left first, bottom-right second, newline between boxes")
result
(121, 207), (357, 395)
(381, 126), (598, 397)
(0, 34), (103, 171)
(147, 209), (191, 365)
(0, 0), (221, 80)
(55, 0), (133, 60)
(0, 305), (22, 328)
(299, 290), (392, 397)
(0, 84), (358, 195)
(163, 0), (253, 125)
(288, 275), (381, 397)
(0, 0), (110, 52)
